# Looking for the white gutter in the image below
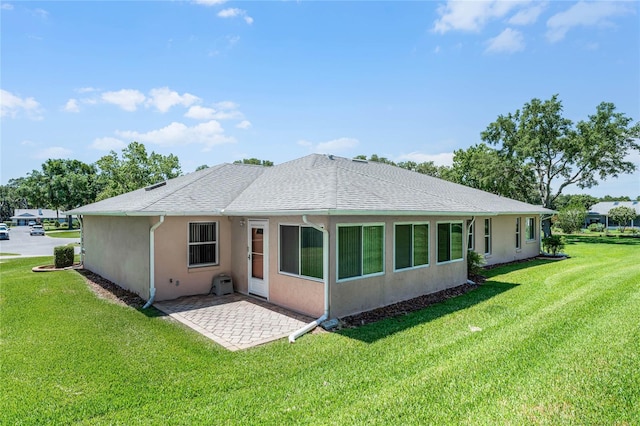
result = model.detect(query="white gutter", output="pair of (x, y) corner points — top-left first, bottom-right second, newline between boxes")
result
(143, 215), (165, 309)
(289, 215), (330, 343)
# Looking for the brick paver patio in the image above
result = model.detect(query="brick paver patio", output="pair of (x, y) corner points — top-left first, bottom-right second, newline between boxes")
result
(154, 294), (313, 351)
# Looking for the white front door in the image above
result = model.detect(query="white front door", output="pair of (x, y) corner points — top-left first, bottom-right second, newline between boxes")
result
(248, 220), (268, 298)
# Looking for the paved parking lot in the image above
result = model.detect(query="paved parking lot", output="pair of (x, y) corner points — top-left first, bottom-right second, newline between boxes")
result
(0, 226), (81, 258)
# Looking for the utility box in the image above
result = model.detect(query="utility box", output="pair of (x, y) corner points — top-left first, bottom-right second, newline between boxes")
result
(212, 274), (233, 296)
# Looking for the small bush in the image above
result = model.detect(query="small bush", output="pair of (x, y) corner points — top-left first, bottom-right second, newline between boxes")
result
(542, 235), (565, 256)
(467, 250), (485, 278)
(588, 223), (604, 232)
(54, 221), (61, 228)
(54, 245), (75, 268)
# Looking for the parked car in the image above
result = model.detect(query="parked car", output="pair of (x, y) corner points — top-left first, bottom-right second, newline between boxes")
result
(0, 227), (9, 240)
(30, 225), (45, 236)
(28, 221), (36, 227)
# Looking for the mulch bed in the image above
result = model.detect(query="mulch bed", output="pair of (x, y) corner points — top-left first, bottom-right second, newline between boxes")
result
(76, 269), (146, 309)
(341, 281), (482, 328)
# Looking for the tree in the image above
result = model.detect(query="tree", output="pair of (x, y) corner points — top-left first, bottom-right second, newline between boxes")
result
(21, 159), (99, 227)
(552, 194), (598, 211)
(608, 206), (637, 232)
(481, 95), (640, 209)
(555, 202), (587, 234)
(396, 160), (452, 179)
(233, 158), (274, 166)
(195, 164), (209, 171)
(447, 143), (540, 204)
(0, 178), (30, 221)
(600, 195), (631, 202)
(96, 142), (181, 200)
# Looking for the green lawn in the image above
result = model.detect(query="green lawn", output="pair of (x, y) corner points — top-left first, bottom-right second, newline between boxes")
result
(45, 230), (81, 238)
(1, 236), (638, 424)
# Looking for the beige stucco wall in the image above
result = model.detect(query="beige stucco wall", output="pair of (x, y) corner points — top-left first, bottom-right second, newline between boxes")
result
(82, 215), (152, 299)
(153, 216), (231, 301)
(326, 215), (470, 319)
(472, 215), (541, 266)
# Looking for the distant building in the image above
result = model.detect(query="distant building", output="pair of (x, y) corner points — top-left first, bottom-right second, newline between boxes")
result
(587, 201), (640, 228)
(10, 209), (72, 226)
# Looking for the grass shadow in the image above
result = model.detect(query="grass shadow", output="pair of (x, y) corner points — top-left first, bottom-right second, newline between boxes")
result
(337, 280), (518, 344)
(563, 235), (640, 246)
(483, 258), (564, 278)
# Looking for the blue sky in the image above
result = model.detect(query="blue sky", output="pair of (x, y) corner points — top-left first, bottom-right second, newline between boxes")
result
(2, 1), (639, 197)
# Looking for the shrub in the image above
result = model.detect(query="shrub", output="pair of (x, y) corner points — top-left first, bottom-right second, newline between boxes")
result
(542, 235), (565, 256)
(54, 221), (61, 228)
(588, 223), (605, 232)
(54, 245), (75, 268)
(467, 250), (485, 279)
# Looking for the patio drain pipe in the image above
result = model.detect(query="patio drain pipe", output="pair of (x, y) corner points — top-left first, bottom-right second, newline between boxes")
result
(289, 215), (329, 343)
(143, 215), (165, 309)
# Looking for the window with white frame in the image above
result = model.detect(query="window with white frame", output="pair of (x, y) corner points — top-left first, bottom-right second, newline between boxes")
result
(467, 220), (474, 251)
(484, 218), (491, 255)
(337, 224), (384, 280)
(394, 223), (429, 270)
(437, 222), (463, 263)
(516, 217), (521, 249)
(188, 222), (218, 267)
(526, 217), (536, 241)
(279, 225), (323, 279)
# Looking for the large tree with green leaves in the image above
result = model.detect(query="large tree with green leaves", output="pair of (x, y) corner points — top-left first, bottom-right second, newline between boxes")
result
(608, 206), (637, 232)
(96, 142), (181, 201)
(481, 95), (640, 209)
(447, 143), (540, 204)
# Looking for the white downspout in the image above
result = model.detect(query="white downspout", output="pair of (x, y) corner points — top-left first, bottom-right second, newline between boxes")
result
(289, 215), (329, 343)
(78, 215), (84, 266)
(466, 216), (476, 285)
(143, 215), (165, 309)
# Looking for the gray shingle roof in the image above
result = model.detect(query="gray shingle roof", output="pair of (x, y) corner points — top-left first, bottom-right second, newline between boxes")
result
(70, 154), (553, 216)
(589, 201), (640, 215)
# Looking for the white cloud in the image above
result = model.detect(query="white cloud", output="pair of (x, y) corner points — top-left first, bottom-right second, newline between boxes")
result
(90, 137), (126, 151)
(185, 105), (217, 120)
(192, 0), (226, 6)
(33, 8), (49, 19)
(0, 89), (44, 120)
(509, 2), (547, 25)
(217, 8), (253, 24)
(20, 140), (37, 147)
(184, 105), (244, 120)
(115, 120), (235, 150)
(34, 146), (73, 160)
(546, 1), (634, 43)
(63, 98), (80, 112)
(299, 137), (359, 154)
(485, 28), (525, 54)
(101, 89), (146, 111)
(215, 100), (238, 110)
(396, 152), (455, 167)
(76, 87), (98, 93)
(433, 0), (524, 33)
(236, 120), (252, 129)
(2, 3), (14, 10)
(146, 87), (200, 113)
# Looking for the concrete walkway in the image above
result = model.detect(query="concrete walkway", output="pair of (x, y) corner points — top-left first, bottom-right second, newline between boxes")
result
(154, 294), (314, 351)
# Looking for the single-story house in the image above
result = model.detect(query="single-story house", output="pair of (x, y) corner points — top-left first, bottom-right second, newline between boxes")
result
(10, 209), (71, 226)
(69, 154), (552, 322)
(586, 201), (640, 228)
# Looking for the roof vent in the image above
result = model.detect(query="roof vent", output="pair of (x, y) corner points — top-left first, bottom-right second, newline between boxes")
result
(352, 158), (368, 164)
(326, 154), (334, 160)
(613, 201), (619, 205)
(145, 181), (167, 191)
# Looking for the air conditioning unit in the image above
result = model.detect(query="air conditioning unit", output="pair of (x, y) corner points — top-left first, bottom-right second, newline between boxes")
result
(211, 274), (233, 296)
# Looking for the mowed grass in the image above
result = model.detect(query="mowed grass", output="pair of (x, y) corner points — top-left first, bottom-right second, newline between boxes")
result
(45, 230), (81, 238)
(1, 236), (638, 424)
